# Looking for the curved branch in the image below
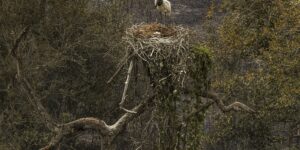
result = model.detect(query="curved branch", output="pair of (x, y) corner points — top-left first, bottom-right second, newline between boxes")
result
(40, 96), (155, 150)
(204, 91), (255, 113)
(9, 25), (31, 58)
(40, 117), (110, 150)
(8, 24), (57, 132)
(5, 0), (57, 133)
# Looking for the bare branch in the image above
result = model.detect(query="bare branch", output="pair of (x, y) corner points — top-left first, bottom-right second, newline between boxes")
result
(7, 25), (32, 77)
(205, 91), (255, 113)
(111, 96), (154, 134)
(176, 100), (214, 130)
(107, 53), (135, 84)
(21, 78), (58, 131)
(8, 26), (31, 58)
(40, 95), (155, 150)
(119, 60), (136, 113)
(184, 100), (214, 121)
(39, 130), (64, 150)
(7, 27), (57, 132)
(8, 0), (47, 60)
(7, 10), (57, 132)
(40, 117), (110, 150)
(120, 107), (138, 114)
(225, 102), (256, 112)
(107, 61), (126, 84)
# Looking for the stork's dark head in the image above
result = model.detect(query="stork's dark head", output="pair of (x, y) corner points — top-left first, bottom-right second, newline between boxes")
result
(155, 0), (163, 6)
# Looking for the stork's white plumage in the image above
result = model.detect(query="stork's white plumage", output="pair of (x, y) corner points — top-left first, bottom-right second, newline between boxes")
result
(155, 0), (171, 16)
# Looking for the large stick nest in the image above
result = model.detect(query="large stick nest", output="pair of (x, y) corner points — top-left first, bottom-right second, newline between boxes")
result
(123, 23), (206, 93)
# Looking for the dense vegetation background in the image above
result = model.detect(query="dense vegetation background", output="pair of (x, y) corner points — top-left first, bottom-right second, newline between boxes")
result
(0, 0), (299, 149)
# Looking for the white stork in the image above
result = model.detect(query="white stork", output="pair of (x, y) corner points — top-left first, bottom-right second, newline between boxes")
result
(154, 0), (171, 23)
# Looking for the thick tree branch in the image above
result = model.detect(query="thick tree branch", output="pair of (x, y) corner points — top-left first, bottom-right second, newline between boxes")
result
(111, 95), (153, 133)
(40, 95), (155, 150)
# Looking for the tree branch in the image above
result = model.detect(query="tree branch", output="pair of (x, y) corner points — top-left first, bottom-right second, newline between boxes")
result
(8, 29), (57, 132)
(7, 25), (32, 77)
(204, 91), (255, 113)
(107, 62), (126, 84)
(40, 95), (155, 150)
(184, 100), (214, 121)
(8, 0), (47, 60)
(21, 78), (58, 131)
(106, 53), (134, 84)
(111, 95), (154, 134)
(119, 60), (136, 113)
(7, 3), (57, 132)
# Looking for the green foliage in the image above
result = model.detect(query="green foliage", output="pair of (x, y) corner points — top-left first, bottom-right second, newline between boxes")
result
(205, 0), (300, 149)
(192, 44), (212, 58)
(190, 44), (212, 96)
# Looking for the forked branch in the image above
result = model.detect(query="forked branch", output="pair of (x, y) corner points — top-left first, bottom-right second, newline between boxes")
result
(40, 96), (155, 150)
(8, 25), (57, 132)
